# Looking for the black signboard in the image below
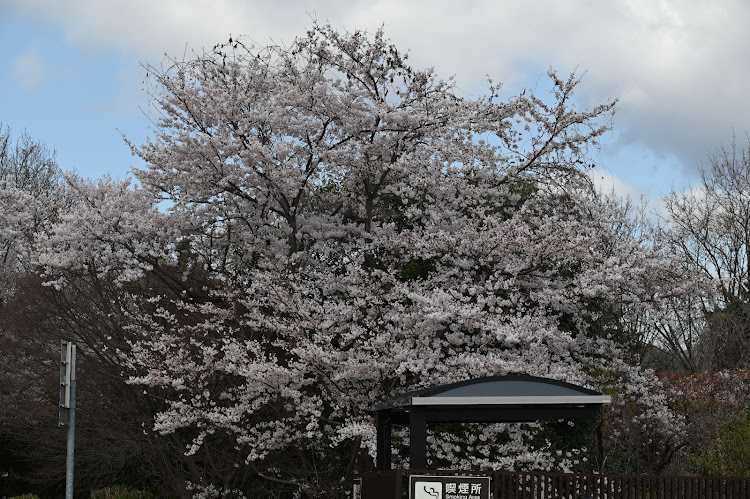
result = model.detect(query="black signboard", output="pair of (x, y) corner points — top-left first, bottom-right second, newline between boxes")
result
(409, 475), (490, 499)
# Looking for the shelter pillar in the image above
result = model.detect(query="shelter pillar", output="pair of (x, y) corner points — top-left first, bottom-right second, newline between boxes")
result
(376, 410), (392, 471)
(409, 407), (427, 469)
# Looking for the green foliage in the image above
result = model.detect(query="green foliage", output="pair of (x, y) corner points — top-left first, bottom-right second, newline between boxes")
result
(4, 495), (42, 499)
(681, 409), (750, 476)
(661, 370), (750, 476)
(90, 485), (155, 499)
(399, 257), (435, 281)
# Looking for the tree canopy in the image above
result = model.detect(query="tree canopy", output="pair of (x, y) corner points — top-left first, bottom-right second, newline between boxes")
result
(0, 123), (67, 301)
(1, 24), (709, 498)
(662, 135), (750, 369)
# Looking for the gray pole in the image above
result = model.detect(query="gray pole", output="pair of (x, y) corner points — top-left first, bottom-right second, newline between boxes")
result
(65, 379), (75, 499)
(65, 345), (76, 499)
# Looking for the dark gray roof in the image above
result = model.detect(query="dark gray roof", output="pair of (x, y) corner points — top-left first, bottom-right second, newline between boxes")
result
(377, 374), (611, 410)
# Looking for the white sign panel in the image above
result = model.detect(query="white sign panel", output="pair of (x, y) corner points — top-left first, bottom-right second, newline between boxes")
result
(58, 341), (76, 426)
(410, 475), (490, 499)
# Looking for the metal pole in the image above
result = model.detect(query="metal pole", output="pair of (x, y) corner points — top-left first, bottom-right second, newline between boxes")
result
(65, 345), (76, 499)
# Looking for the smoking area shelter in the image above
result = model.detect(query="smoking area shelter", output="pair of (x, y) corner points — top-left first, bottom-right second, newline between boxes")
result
(357, 374), (611, 499)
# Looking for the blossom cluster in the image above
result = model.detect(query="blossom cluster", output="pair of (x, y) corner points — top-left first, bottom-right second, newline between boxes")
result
(28, 24), (700, 497)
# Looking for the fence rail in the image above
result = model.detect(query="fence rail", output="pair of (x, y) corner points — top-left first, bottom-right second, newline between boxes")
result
(494, 472), (750, 499)
(358, 470), (750, 499)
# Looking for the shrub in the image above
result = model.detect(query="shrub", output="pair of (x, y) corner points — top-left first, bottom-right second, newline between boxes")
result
(90, 485), (154, 499)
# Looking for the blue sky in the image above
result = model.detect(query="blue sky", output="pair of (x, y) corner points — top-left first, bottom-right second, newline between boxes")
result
(1, 11), (149, 178)
(2, 0), (749, 209)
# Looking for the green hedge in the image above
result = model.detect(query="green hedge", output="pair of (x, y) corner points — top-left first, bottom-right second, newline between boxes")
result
(89, 485), (154, 499)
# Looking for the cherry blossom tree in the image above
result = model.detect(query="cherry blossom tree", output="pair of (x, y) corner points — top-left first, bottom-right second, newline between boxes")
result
(0, 132), (182, 495)
(0, 124), (66, 301)
(36, 24), (700, 498)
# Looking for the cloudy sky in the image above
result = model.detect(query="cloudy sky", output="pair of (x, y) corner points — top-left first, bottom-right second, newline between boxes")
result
(2, 0), (749, 205)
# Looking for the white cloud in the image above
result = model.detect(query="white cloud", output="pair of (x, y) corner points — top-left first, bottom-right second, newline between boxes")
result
(2, 0), (342, 59)
(4, 0), (749, 181)
(11, 49), (46, 92)
(589, 169), (647, 201)
(587, 169), (675, 220)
